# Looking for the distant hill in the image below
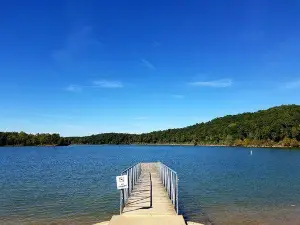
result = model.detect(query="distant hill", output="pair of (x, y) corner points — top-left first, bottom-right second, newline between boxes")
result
(1, 105), (300, 147)
(67, 104), (300, 147)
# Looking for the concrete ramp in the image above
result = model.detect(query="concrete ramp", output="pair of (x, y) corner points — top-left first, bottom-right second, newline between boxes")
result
(108, 215), (186, 225)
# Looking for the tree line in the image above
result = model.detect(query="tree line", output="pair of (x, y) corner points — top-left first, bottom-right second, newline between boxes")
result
(0, 132), (69, 146)
(66, 105), (300, 148)
(1, 105), (300, 148)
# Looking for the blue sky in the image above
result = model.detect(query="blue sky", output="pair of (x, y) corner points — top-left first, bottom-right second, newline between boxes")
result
(1, 0), (300, 136)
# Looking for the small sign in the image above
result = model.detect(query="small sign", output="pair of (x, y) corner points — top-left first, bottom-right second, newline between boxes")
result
(116, 175), (128, 190)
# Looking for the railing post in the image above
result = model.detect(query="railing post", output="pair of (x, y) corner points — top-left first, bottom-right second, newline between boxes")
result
(120, 182), (122, 214)
(134, 166), (137, 184)
(127, 170), (129, 198)
(158, 162), (179, 215)
(168, 169), (170, 197)
(176, 174), (178, 214)
(164, 166), (166, 186)
(120, 162), (142, 214)
(171, 172), (174, 204)
(170, 171), (172, 203)
(167, 169), (169, 197)
(130, 168), (132, 193)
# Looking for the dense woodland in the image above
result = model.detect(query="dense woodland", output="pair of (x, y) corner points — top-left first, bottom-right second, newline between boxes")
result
(0, 132), (68, 146)
(1, 105), (300, 147)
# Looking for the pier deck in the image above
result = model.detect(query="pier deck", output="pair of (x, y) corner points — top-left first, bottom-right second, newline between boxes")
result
(108, 162), (185, 225)
(122, 162), (176, 215)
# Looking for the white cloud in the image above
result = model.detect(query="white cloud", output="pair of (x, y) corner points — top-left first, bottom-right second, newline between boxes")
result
(65, 84), (82, 92)
(188, 79), (232, 87)
(284, 79), (300, 89)
(141, 59), (156, 70)
(133, 117), (149, 120)
(93, 80), (123, 88)
(64, 80), (123, 92)
(171, 94), (185, 99)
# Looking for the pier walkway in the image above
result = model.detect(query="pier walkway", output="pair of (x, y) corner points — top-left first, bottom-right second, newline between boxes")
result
(107, 162), (185, 225)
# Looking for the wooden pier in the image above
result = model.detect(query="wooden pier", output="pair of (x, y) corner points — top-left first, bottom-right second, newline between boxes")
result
(106, 162), (186, 225)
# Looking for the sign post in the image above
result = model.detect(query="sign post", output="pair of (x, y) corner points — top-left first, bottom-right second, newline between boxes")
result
(116, 175), (128, 190)
(116, 175), (128, 214)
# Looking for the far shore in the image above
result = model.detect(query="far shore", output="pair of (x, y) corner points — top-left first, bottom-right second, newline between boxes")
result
(1, 143), (299, 149)
(133, 143), (300, 149)
(69, 142), (300, 149)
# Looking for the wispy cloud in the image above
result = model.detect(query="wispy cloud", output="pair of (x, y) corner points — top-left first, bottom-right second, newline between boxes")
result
(284, 79), (300, 89)
(152, 41), (161, 47)
(65, 84), (82, 92)
(65, 80), (123, 92)
(93, 80), (123, 88)
(141, 59), (156, 70)
(188, 79), (232, 88)
(171, 94), (185, 99)
(133, 117), (149, 120)
(52, 26), (101, 63)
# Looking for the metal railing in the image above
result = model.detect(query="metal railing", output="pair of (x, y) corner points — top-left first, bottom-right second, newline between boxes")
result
(119, 163), (142, 214)
(159, 162), (179, 214)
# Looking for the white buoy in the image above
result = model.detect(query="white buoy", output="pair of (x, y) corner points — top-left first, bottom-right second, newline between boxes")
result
(250, 150), (253, 155)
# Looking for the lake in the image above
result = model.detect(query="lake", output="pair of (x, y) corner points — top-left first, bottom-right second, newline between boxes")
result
(0, 145), (300, 225)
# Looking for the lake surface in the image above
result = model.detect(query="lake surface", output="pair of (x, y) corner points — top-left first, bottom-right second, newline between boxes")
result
(1, 145), (300, 225)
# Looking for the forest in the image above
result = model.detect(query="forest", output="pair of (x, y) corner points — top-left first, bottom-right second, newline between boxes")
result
(1, 105), (300, 147)
(0, 132), (68, 146)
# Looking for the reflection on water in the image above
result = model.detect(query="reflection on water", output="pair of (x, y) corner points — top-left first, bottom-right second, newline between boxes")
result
(0, 145), (300, 225)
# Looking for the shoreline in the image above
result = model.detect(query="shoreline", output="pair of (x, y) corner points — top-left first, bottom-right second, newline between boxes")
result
(0, 144), (65, 148)
(69, 142), (300, 149)
(1, 143), (299, 149)
(129, 143), (300, 149)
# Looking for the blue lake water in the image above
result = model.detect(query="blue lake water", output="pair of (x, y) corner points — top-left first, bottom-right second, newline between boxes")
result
(1, 145), (300, 225)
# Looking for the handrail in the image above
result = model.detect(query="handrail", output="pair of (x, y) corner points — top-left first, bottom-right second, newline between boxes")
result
(119, 162), (179, 215)
(121, 163), (139, 174)
(159, 162), (179, 214)
(119, 162), (141, 214)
